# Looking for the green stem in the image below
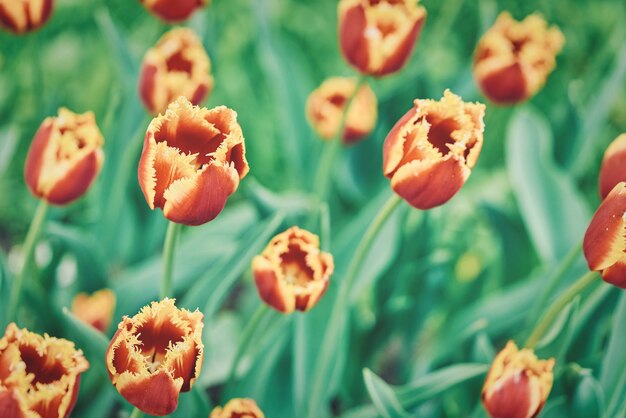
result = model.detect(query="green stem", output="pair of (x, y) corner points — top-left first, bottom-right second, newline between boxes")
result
(129, 407), (143, 418)
(7, 200), (49, 323)
(525, 271), (598, 349)
(160, 222), (182, 300)
(228, 304), (269, 385)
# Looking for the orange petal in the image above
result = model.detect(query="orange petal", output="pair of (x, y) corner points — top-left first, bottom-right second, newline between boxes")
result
(338, 2), (370, 75)
(24, 119), (54, 199)
(0, 389), (26, 418)
(599, 134), (626, 200)
(45, 149), (104, 205)
(116, 370), (182, 416)
(482, 371), (541, 418)
(476, 63), (528, 105)
(379, 11), (426, 76)
(0, 0), (53, 34)
(140, 0), (207, 23)
(253, 255), (294, 313)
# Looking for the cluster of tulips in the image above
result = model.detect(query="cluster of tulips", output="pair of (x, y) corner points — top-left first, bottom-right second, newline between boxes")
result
(0, 0), (623, 417)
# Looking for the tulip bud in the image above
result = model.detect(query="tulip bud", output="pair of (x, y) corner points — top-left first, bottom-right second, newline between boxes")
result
(473, 12), (564, 105)
(306, 77), (378, 144)
(583, 182), (626, 288)
(210, 398), (265, 418)
(253, 226), (334, 314)
(137, 96), (249, 226)
(598, 134), (626, 200)
(482, 341), (555, 418)
(0, 323), (89, 418)
(24, 108), (105, 205)
(0, 0), (53, 34)
(139, 0), (207, 23)
(71, 289), (116, 333)
(139, 28), (213, 116)
(338, 0), (426, 77)
(105, 298), (203, 416)
(382, 89), (485, 209)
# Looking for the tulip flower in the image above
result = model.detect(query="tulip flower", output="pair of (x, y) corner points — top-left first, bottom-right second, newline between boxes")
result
(105, 298), (204, 416)
(137, 96), (249, 226)
(253, 227), (334, 313)
(482, 341), (554, 418)
(139, 0), (207, 23)
(338, 0), (426, 77)
(71, 289), (116, 333)
(583, 182), (626, 288)
(0, 0), (53, 34)
(599, 134), (626, 200)
(473, 12), (564, 105)
(0, 323), (89, 418)
(139, 28), (213, 116)
(306, 76), (378, 144)
(382, 89), (485, 209)
(210, 398), (265, 418)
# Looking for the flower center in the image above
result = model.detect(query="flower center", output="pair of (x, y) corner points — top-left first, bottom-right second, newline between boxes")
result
(20, 344), (67, 385)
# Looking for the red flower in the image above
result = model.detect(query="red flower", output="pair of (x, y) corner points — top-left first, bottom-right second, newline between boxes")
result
(599, 134), (626, 200)
(71, 289), (116, 333)
(139, 0), (207, 23)
(0, 0), (54, 34)
(210, 398), (265, 418)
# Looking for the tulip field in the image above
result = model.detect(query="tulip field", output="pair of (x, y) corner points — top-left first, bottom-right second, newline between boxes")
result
(0, 0), (625, 417)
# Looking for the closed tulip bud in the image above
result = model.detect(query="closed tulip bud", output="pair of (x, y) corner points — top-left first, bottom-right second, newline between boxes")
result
(24, 108), (105, 205)
(383, 89), (485, 209)
(599, 134), (626, 200)
(71, 289), (116, 333)
(0, 0), (53, 34)
(253, 227), (334, 314)
(583, 182), (626, 288)
(473, 12), (564, 105)
(306, 77), (378, 144)
(105, 299), (203, 416)
(139, 0), (207, 23)
(139, 28), (213, 116)
(338, 0), (426, 77)
(210, 398), (265, 418)
(138, 96), (249, 226)
(0, 323), (89, 418)
(482, 341), (555, 418)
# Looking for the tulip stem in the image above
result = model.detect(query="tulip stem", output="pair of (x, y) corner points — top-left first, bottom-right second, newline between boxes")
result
(227, 304), (269, 386)
(7, 200), (49, 323)
(161, 222), (182, 299)
(525, 271), (598, 349)
(129, 407), (143, 418)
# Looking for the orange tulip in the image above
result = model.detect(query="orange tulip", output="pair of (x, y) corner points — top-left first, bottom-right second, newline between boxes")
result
(24, 108), (105, 205)
(105, 298), (203, 416)
(137, 96), (249, 226)
(306, 77), (378, 144)
(473, 12), (564, 105)
(0, 0), (53, 34)
(139, 0), (207, 23)
(382, 90), (485, 209)
(338, 0), (426, 77)
(139, 28), (213, 116)
(71, 289), (116, 333)
(210, 398), (265, 418)
(253, 227), (334, 314)
(583, 182), (626, 288)
(482, 341), (554, 418)
(0, 323), (89, 418)
(599, 134), (626, 200)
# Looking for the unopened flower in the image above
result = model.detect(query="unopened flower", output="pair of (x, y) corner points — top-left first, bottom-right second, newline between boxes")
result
(105, 298), (203, 416)
(482, 341), (554, 418)
(473, 12), (564, 105)
(138, 97), (249, 226)
(71, 289), (116, 333)
(306, 77), (378, 144)
(583, 182), (626, 288)
(253, 227), (334, 314)
(139, 28), (213, 116)
(338, 0), (426, 77)
(139, 0), (207, 23)
(383, 90), (485, 209)
(210, 398), (265, 418)
(0, 323), (89, 418)
(599, 134), (626, 200)
(0, 0), (53, 34)
(24, 108), (105, 205)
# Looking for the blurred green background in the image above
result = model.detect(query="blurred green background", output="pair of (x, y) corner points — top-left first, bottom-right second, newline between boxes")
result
(0, 0), (625, 417)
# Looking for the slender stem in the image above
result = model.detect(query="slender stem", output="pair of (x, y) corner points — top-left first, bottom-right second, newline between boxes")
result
(7, 200), (49, 323)
(160, 222), (182, 299)
(525, 271), (598, 349)
(129, 407), (143, 418)
(228, 304), (269, 385)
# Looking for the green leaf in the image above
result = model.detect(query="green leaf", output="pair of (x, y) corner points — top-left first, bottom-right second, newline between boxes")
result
(536, 298), (580, 361)
(571, 373), (606, 418)
(0, 127), (18, 177)
(601, 292), (626, 416)
(61, 307), (109, 370)
(363, 368), (410, 418)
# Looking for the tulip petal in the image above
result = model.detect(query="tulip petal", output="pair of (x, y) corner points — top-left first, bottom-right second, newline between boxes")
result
(601, 257), (626, 289)
(379, 11), (426, 75)
(0, 389), (26, 418)
(45, 149), (104, 205)
(599, 134), (626, 199)
(116, 370), (182, 416)
(253, 256), (294, 313)
(338, 2), (370, 75)
(483, 371), (542, 418)
(478, 62), (528, 104)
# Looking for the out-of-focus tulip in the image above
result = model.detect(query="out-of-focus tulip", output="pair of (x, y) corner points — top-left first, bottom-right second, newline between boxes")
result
(253, 227), (334, 314)
(139, 0), (207, 23)
(105, 298), (203, 416)
(71, 289), (116, 333)
(382, 89), (485, 209)
(0, 323), (89, 418)
(338, 0), (426, 77)
(482, 341), (554, 418)
(139, 28), (213, 116)
(306, 77), (378, 144)
(210, 398), (265, 418)
(583, 182), (626, 288)
(24, 108), (105, 205)
(599, 134), (626, 200)
(137, 97), (249, 226)
(0, 0), (53, 34)
(473, 12), (564, 105)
